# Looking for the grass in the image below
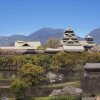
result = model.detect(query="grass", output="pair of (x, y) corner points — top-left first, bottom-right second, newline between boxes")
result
(9, 97), (50, 100)
(42, 81), (80, 88)
(0, 81), (80, 89)
(34, 97), (50, 100)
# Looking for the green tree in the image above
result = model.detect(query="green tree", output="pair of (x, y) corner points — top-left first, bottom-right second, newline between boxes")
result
(51, 52), (76, 70)
(18, 63), (45, 85)
(10, 79), (30, 100)
(33, 54), (52, 69)
(86, 52), (100, 63)
(10, 63), (45, 100)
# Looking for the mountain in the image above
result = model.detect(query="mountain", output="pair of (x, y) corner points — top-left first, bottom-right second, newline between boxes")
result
(0, 27), (99, 46)
(0, 27), (65, 46)
(28, 27), (65, 43)
(0, 27), (66, 46)
(89, 28), (100, 44)
(0, 35), (28, 46)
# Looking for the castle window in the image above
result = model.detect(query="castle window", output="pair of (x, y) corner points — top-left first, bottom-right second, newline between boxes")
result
(67, 41), (74, 44)
(22, 44), (30, 47)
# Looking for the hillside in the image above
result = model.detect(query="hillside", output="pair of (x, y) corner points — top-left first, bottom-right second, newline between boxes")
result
(89, 28), (100, 44)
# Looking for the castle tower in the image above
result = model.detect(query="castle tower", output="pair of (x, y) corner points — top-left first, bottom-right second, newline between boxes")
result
(59, 28), (84, 52)
(61, 28), (80, 46)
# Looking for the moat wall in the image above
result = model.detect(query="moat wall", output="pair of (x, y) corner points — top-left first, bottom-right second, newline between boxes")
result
(82, 71), (100, 94)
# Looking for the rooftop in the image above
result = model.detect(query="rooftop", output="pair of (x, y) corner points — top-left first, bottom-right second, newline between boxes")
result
(65, 28), (73, 31)
(85, 35), (93, 39)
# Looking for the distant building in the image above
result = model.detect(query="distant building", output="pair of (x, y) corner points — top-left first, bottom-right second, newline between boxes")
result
(45, 28), (85, 53)
(59, 28), (84, 52)
(80, 35), (96, 51)
(0, 41), (41, 53)
(14, 41), (41, 49)
(0, 28), (97, 53)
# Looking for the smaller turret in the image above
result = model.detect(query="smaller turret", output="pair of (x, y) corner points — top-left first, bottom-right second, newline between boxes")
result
(85, 35), (94, 43)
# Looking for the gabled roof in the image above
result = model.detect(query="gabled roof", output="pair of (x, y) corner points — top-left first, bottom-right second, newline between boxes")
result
(1, 41), (41, 50)
(22, 43), (30, 46)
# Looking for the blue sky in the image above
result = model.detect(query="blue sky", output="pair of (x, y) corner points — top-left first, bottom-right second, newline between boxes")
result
(0, 0), (100, 37)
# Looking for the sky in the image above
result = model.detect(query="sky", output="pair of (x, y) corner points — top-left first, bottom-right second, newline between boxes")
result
(0, 0), (100, 37)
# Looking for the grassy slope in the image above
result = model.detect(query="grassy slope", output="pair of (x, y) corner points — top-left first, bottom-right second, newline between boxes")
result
(42, 81), (80, 88)
(9, 81), (80, 100)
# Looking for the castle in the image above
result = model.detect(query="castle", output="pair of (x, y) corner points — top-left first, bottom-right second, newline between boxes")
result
(0, 28), (96, 53)
(46, 28), (96, 53)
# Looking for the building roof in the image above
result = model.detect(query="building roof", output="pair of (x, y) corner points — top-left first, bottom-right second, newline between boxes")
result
(65, 28), (73, 31)
(63, 45), (84, 52)
(79, 41), (96, 46)
(45, 48), (61, 52)
(0, 47), (37, 50)
(0, 41), (41, 50)
(85, 63), (100, 69)
(85, 35), (93, 39)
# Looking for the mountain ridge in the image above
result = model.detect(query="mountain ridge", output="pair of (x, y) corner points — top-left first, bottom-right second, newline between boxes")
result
(0, 27), (99, 46)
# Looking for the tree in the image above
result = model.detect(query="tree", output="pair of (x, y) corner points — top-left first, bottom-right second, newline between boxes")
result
(51, 52), (66, 70)
(46, 38), (60, 48)
(11, 63), (45, 100)
(18, 63), (45, 85)
(33, 54), (52, 69)
(36, 45), (46, 50)
(0, 49), (3, 54)
(10, 79), (30, 100)
(51, 52), (75, 70)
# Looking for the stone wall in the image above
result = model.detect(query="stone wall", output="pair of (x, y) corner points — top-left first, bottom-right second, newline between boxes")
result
(0, 87), (62, 97)
(0, 71), (17, 79)
(82, 71), (100, 94)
